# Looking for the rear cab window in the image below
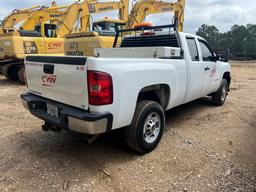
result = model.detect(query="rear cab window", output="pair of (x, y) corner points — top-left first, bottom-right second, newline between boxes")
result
(120, 33), (179, 48)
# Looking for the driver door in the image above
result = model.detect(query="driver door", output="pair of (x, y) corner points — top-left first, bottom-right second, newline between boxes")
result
(198, 40), (219, 95)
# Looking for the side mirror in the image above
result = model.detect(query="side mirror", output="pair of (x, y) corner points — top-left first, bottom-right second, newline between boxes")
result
(220, 49), (230, 62)
(213, 52), (219, 61)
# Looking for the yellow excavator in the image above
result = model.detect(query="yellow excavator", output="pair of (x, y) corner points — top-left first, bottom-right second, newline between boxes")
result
(65, 0), (129, 56)
(0, 2), (79, 82)
(0, 2), (69, 55)
(0, 5), (41, 34)
(64, 0), (186, 57)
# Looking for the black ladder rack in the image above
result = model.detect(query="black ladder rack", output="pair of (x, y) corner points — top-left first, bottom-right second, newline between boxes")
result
(113, 23), (178, 48)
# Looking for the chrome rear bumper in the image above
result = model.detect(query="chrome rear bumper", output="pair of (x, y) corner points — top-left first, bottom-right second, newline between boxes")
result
(21, 93), (113, 135)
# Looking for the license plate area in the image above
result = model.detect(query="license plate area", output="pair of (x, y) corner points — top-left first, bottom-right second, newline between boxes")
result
(47, 103), (59, 118)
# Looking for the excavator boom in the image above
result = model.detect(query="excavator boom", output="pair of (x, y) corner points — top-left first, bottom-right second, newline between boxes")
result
(52, 0), (129, 38)
(0, 5), (41, 33)
(17, 5), (41, 12)
(20, 5), (69, 31)
(175, 0), (186, 32)
(79, 0), (129, 32)
(88, 0), (129, 20)
(55, 1), (84, 37)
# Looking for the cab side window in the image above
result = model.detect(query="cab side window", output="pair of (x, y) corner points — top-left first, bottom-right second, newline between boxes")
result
(44, 24), (57, 38)
(199, 40), (215, 62)
(186, 38), (199, 61)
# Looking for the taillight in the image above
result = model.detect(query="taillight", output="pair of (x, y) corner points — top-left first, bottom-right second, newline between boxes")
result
(88, 70), (113, 105)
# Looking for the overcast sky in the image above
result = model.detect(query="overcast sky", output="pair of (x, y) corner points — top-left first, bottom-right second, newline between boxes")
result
(0, 0), (255, 33)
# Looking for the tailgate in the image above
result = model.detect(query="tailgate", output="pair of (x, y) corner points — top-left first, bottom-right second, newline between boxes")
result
(25, 56), (88, 110)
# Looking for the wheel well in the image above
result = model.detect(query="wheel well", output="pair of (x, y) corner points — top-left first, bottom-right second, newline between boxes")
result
(223, 72), (231, 88)
(137, 84), (170, 109)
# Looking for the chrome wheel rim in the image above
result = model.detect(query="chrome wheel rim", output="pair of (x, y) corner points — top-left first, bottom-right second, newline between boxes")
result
(143, 112), (161, 144)
(221, 85), (227, 102)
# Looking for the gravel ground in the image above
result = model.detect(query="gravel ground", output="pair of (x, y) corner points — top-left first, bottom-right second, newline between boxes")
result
(0, 62), (255, 192)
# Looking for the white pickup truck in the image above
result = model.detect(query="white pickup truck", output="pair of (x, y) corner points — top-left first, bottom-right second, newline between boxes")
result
(21, 25), (231, 153)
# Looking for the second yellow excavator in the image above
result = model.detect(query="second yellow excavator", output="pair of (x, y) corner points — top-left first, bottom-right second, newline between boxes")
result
(65, 0), (129, 56)
(64, 0), (186, 57)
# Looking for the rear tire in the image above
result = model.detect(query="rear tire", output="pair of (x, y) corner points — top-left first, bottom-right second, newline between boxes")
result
(3, 64), (24, 83)
(212, 79), (228, 106)
(125, 100), (165, 154)
(6, 67), (18, 80)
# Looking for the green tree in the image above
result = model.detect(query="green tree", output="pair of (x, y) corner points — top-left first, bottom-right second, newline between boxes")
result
(229, 25), (248, 54)
(218, 31), (232, 51)
(244, 24), (256, 55)
(196, 24), (256, 58)
(196, 24), (220, 50)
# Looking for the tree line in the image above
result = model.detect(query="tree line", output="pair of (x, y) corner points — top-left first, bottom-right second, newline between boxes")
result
(196, 24), (256, 60)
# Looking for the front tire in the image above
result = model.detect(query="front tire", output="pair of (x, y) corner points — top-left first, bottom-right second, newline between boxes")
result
(212, 79), (228, 106)
(125, 100), (165, 154)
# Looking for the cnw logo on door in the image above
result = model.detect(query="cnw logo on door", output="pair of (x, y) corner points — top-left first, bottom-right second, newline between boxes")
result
(48, 42), (63, 49)
(42, 74), (57, 87)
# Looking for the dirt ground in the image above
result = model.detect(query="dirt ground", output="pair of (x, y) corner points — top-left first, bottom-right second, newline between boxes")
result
(0, 61), (255, 192)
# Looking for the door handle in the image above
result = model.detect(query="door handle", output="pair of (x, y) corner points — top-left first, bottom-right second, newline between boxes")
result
(204, 67), (210, 71)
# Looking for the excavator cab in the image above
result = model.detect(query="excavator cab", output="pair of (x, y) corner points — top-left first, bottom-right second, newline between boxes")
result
(92, 18), (126, 34)
(43, 24), (57, 37)
(34, 23), (57, 37)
